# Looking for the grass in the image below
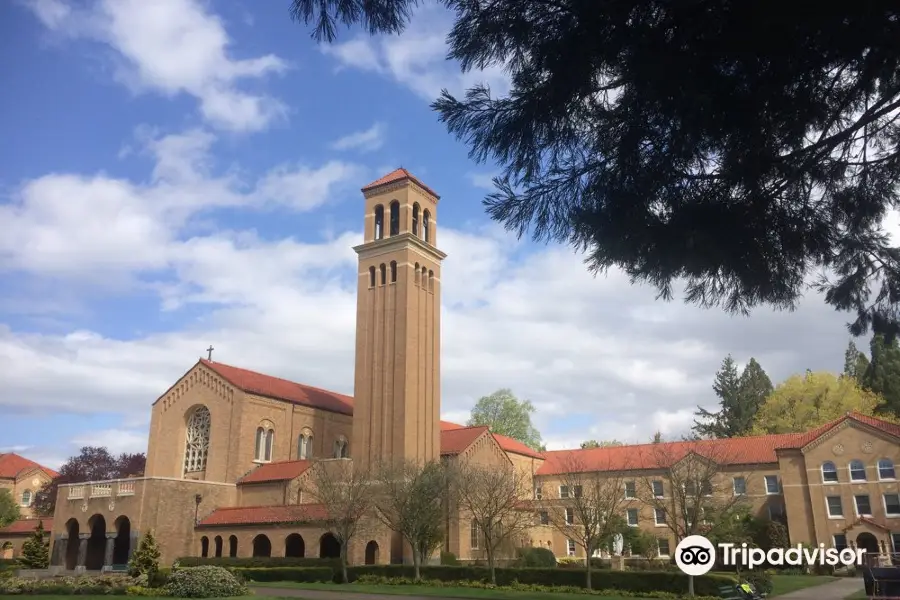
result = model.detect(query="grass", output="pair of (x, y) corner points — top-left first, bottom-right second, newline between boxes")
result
(769, 574), (840, 596)
(13, 597), (267, 600)
(251, 581), (652, 600)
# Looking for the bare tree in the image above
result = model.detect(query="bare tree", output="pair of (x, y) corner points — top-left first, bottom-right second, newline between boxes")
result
(372, 459), (448, 581)
(538, 455), (628, 590)
(300, 459), (375, 583)
(452, 458), (533, 584)
(634, 443), (750, 596)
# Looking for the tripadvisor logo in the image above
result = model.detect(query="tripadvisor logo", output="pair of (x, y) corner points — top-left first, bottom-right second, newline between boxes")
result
(674, 535), (866, 576)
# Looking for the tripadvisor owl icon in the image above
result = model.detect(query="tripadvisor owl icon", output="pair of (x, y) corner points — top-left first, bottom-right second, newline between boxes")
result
(675, 535), (717, 576)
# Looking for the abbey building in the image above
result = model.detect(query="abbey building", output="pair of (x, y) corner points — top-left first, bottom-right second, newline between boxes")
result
(6, 169), (898, 571)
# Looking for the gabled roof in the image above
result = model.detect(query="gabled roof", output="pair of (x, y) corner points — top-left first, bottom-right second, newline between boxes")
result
(775, 411), (900, 450)
(0, 453), (59, 480)
(199, 359), (353, 416)
(361, 168), (440, 199)
(238, 460), (313, 484)
(439, 420), (545, 459)
(842, 516), (891, 532)
(0, 518), (53, 535)
(197, 504), (328, 527)
(440, 426), (490, 456)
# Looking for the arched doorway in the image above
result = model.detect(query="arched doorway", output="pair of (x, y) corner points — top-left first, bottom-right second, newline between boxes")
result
(319, 533), (340, 558)
(200, 536), (209, 557)
(214, 536), (223, 558)
(85, 514), (106, 570)
(1, 542), (12, 559)
(857, 532), (880, 556)
(252, 534), (271, 557)
(365, 541), (379, 565)
(112, 516), (131, 565)
(228, 535), (238, 557)
(285, 534), (305, 558)
(64, 519), (79, 570)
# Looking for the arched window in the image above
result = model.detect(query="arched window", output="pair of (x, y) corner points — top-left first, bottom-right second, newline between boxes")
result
(20, 489), (32, 507)
(421, 266), (427, 283)
(255, 424), (275, 462)
(428, 270), (434, 292)
(374, 205), (384, 239)
(380, 263), (386, 286)
(849, 459), (867, 481)
(389, 201), (400, 236)
(821, 461), (838, 483)
(414, 263), (420, 285)
(423, 210), (431, 242)
(412, 203), (420, 236)
(879, 458), (896, 480)
(184, 405), (211, 473)
(369, 266), (376, 288)
(390, 261), (397, 283)
(200, 536), (209, 558)
(297, 431), (314, 460)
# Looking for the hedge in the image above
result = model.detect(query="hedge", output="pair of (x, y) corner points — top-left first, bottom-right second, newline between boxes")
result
(233, 566), (334, 583)
(242, 564), (736, 595)
(176, 556), (339, 568)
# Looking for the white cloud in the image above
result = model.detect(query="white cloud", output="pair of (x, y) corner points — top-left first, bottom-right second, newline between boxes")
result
(72, 429), (150, 455)
(320, 4), (509, 102)
(467, 172), (497, 191)
(330, 123), (387, 153)
(25, 0), (288, 131)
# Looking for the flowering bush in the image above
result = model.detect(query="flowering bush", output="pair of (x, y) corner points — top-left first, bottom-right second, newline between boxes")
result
(163, 565), (248, 598)
(0, 574), (135, 595)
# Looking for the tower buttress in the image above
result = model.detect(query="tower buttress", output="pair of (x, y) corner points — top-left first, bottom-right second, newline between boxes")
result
(351, 168), (445, 470)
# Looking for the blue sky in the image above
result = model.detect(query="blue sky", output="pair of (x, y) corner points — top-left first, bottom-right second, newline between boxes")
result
(0, 0), (860, 469)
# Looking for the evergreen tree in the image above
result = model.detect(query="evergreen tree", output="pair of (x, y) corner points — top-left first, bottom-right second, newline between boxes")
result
(128, 530), (161, 580)
(651, 432), (663, 444)
(843, 340), (870, 381)
(862, 335), (900, 417)
(18, 520), (49, 569)
(694, 355), (771, 438)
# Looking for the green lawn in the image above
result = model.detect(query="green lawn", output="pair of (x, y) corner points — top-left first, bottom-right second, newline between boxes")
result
(769, 574), (840, 596)
(251, 581), (652, 600)
(13, 597), (266, 600)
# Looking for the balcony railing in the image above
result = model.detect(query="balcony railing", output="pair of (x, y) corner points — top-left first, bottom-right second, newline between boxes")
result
(68, 486), (84, 500)
(90, 484), (112, 498)
(117, 481), (135, 496)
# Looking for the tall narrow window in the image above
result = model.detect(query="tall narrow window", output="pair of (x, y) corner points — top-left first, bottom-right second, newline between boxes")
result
(470, 521), (479, 549)
(414, 263), (420, 285)
(423, 210), (431, 242)
(389, 201), (400, 236)
(184, 405), (211, 473)
(374, 205), (384, 239)
(390, 261), (397, 283)
(428, 270), (434, 292)
(265, 429), (274, 461)
(255, 427), (264, 460)
(369, 266), (376, 287)
(380, 263), (386, 285)
(412, 203), (420, 236)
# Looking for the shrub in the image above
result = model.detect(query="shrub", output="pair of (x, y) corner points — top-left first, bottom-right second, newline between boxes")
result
(0, 574), (134, 595)
(18, 520), (50, 569)
(163, 565), (248, 598)
(742, 570), (774, 595)
(516, 547), (557, 568)
(150, 567), (171, 588)
(234, 566), (334, 583)
(176, 555), (339, 568)
(129, 530), (161, 580)
(440, 551), (459, 565)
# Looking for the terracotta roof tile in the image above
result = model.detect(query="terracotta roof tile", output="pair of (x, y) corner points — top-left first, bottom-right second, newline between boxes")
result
(361, 168), (440, 199)
(0, 518), (52, 535)
(197, 504), (328, 527)
(200, 360), (353, 416)
(775, 411), (900, 450)
(238, 460), (313, 484)
(0, 453), (58, 479)
(440, 426), (489, 455)
(439, 421), (545, 459)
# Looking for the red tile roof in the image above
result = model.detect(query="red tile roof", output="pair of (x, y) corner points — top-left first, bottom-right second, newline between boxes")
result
(238, 460), (313, 484)
(361, 168), (440, 199)
(0, 453), (58, 480)
(197, 504), (328, 527)
(775, 411), (900, 450)
(440, 421), (544, 459)
(440, 426), (489, 455)
(0, 518), (52, 535)
(199, 359), (353, 416)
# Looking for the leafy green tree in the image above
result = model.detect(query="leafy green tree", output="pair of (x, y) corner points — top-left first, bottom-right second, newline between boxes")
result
(291, 0), (900, 339)
(844, 340), (871, 382)
(694, 356), (772, 438)
(862, 335), (900, 417)
(128, 530), (161, 581)
(580, 439), (623, 449)
(651, 432), (663, 444)
(18, 520), (49, 569)
(750, 371), (891, 434)
(467, 389), (543, 451)
(0, 489), (20, 528)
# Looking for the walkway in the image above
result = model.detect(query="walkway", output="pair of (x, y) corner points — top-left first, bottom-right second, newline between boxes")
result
(773, 577), (863, 600)
(252, 588), (424, 600)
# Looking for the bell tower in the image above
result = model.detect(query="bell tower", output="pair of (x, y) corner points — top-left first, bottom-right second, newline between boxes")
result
(351, 168), (446, 470)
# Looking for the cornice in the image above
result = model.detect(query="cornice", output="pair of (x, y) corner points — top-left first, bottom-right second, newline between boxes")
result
(362, 179), (440, 203)
(354, 232), (448, 261)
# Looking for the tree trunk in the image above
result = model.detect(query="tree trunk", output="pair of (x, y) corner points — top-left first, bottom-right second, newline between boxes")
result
(340, 542), (349, 584)
(688, 574), (695, 597)
(486, 544), (497, 585)
(412, 542), (421, 581)
(586, 552), (592, 590)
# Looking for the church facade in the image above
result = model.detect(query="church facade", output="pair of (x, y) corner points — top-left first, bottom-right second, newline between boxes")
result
(34, 169), (900, 571)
